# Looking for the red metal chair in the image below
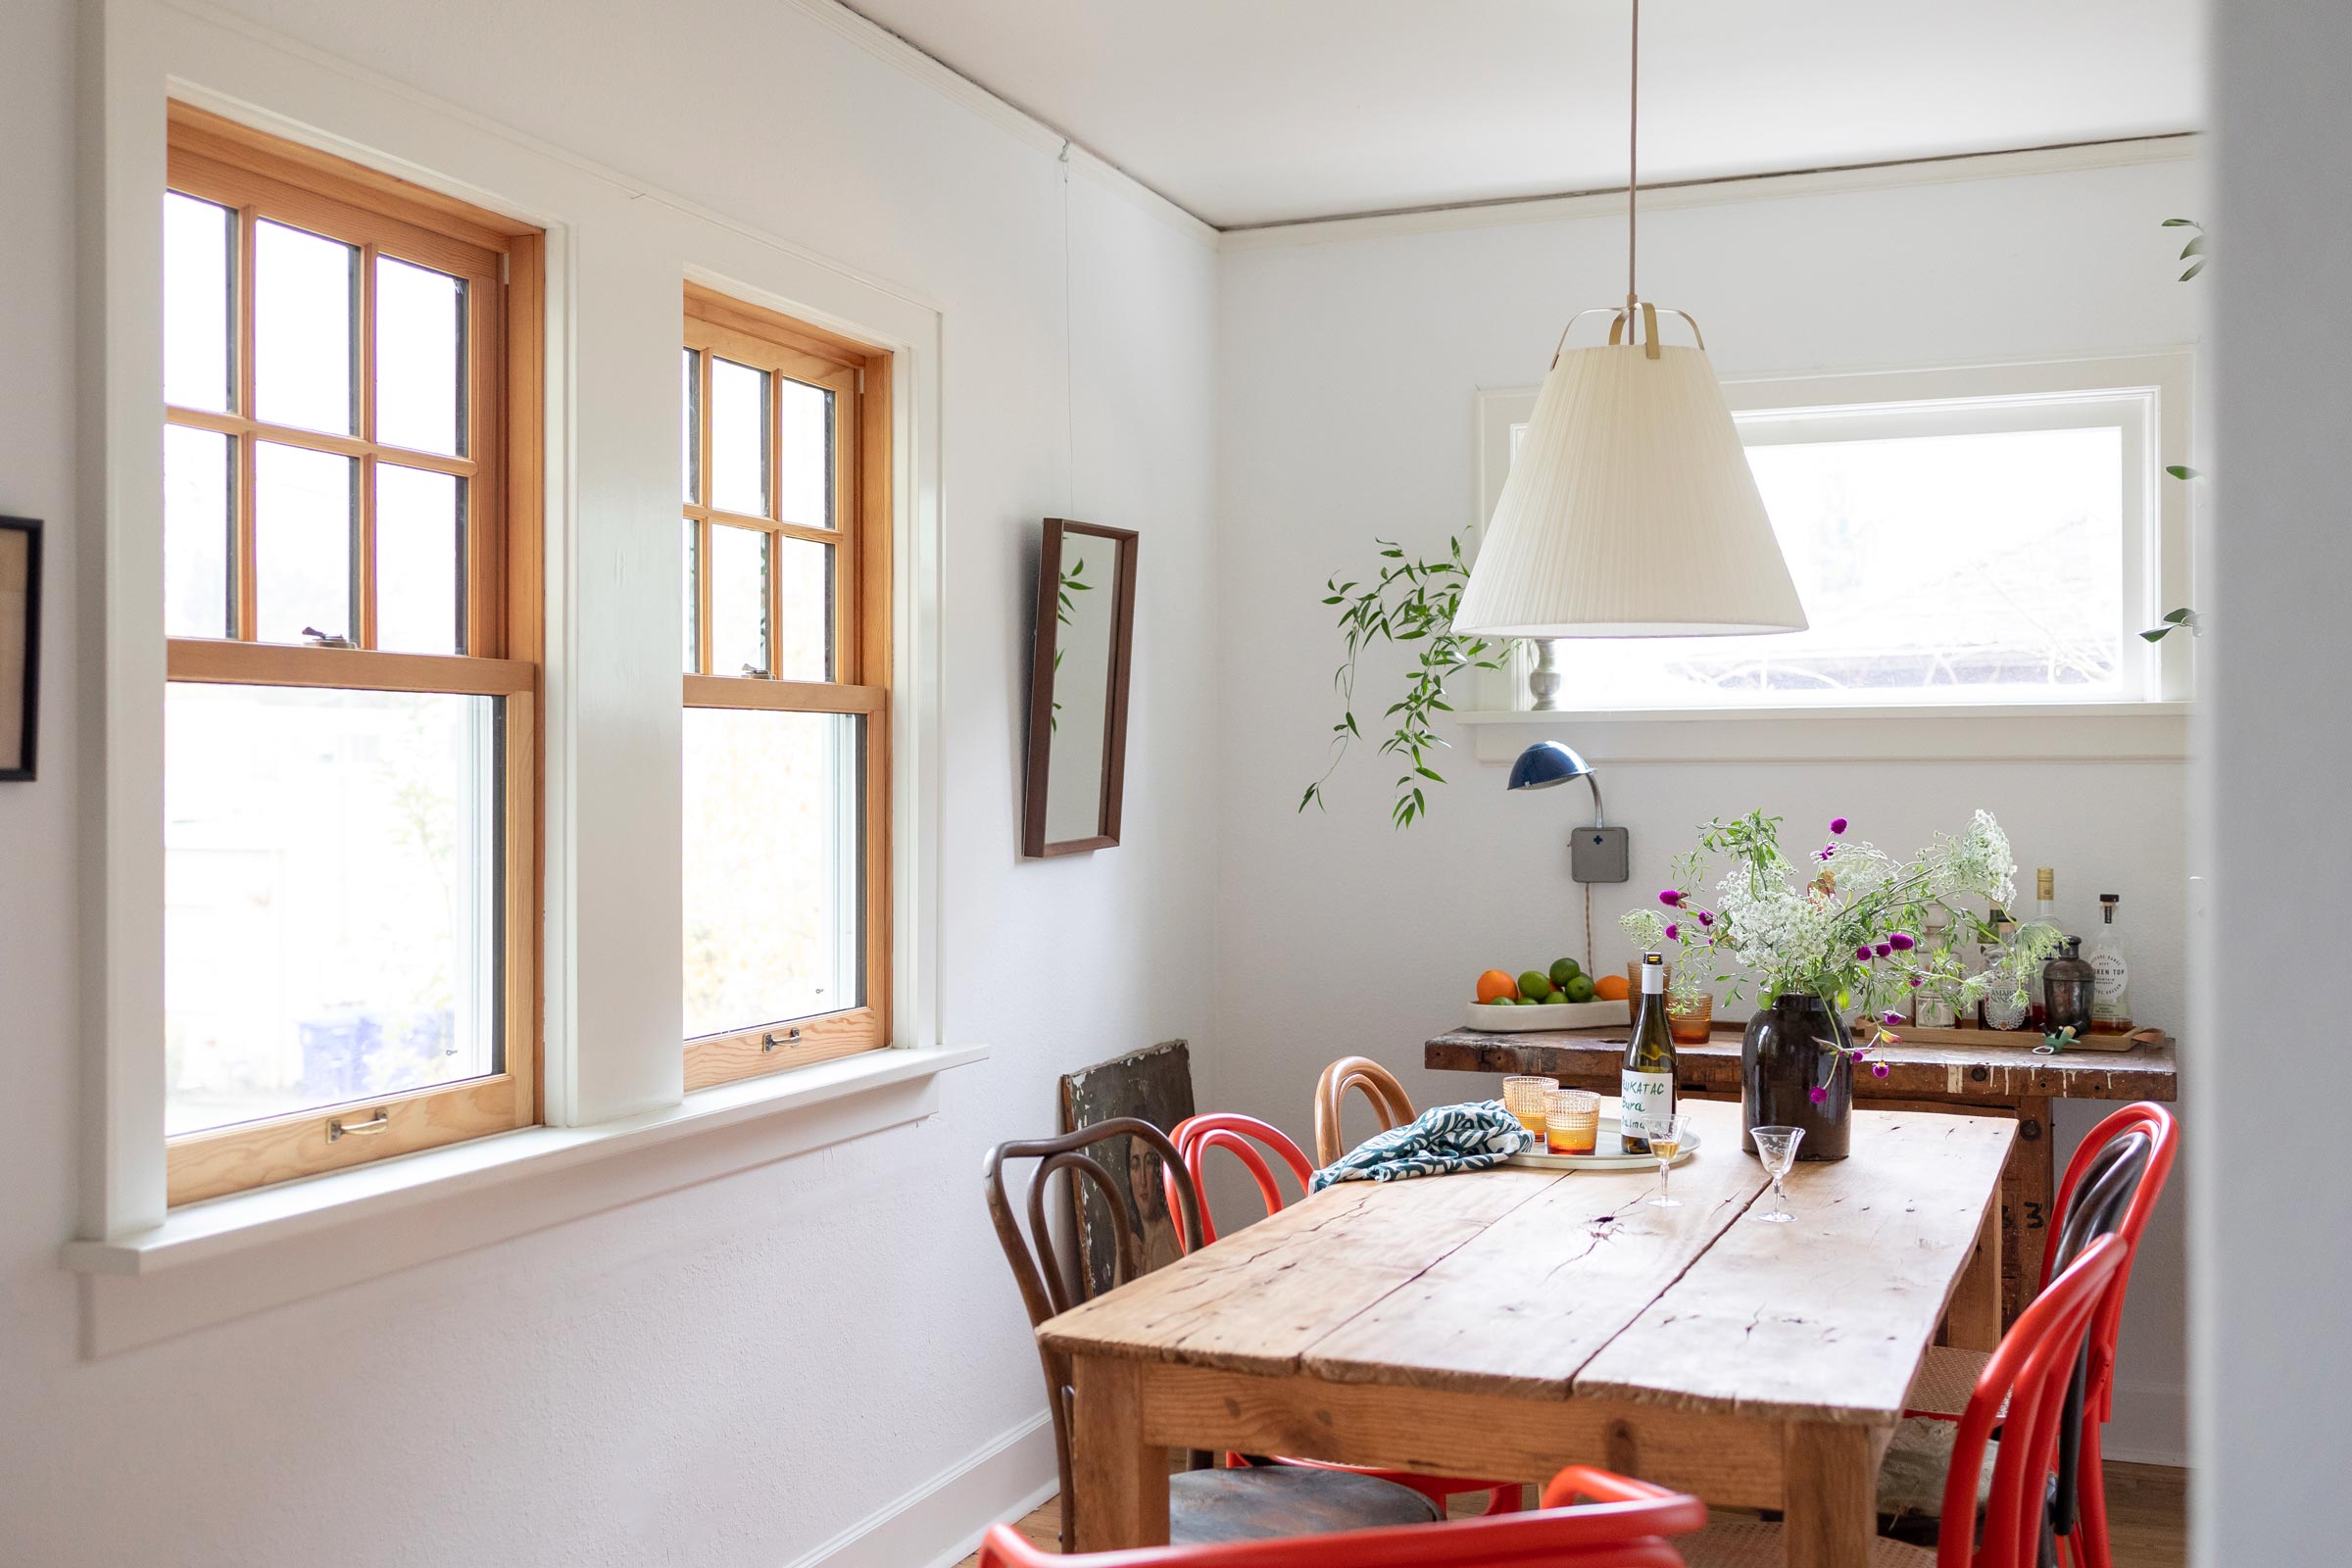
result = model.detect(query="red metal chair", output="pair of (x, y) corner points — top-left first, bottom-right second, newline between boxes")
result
(1902, 1102), (2176, 1568)
(1165, 1112), (1527, 1517)
(1679, 1235), (2132, 1568)
(977, 1464), (1706, 1568)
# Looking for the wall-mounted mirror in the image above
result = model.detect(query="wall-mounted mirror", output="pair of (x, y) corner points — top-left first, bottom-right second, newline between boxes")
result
(1023, 518), (1138, 857)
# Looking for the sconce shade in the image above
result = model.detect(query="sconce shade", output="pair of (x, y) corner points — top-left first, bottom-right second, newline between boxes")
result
(1507, 740), (1593, 791)
(1452, 341), (1808, 639)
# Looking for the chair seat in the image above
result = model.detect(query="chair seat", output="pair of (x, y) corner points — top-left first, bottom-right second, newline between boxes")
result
(1675, 1517), (1934, 1567)
(1904, 1345), (1997, 1419)
(1876, 1415), (1998, 1525)
(1168, 1465), (1443, 1544)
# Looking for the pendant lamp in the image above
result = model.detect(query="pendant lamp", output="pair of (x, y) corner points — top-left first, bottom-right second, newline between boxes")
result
(1451, 0), (1806, 639)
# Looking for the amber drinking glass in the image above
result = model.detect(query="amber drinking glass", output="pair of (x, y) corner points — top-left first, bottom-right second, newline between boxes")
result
(1668, 991), (1715, 1044)
(1501, 1075), (1558, 1139)
(1544, 1088), (1600, 1154)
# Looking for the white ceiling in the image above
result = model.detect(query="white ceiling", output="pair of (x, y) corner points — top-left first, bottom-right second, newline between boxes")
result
(840, 0), (2204, 229)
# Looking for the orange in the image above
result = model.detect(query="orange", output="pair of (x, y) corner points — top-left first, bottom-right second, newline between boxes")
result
(1593, 972), (1631, 1003)
(1475, 968), (1519, 1004)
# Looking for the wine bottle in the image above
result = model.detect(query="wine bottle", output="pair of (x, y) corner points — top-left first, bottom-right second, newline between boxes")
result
(2029, 867), (2058, 1030)
(1622, 953), (1677, 1154)
(1911, 906), (1957, 1029)
(2087, 894), (2132, 1032)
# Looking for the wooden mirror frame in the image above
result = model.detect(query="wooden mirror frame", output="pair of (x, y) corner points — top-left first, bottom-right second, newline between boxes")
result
(1022, 517), (1138, 858)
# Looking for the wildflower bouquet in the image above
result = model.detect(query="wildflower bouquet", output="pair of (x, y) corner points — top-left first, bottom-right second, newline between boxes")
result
(1659, 809), (2061, 1092)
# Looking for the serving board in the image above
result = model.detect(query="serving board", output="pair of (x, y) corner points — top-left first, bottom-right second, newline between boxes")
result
(1465, 999), (1630, 1032)
(1876, 1021), (2167, 1054)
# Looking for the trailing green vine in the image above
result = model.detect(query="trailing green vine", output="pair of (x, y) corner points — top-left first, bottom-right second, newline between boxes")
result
(1297, 533), (1517, 828)
(2145, 219), (2206, 643)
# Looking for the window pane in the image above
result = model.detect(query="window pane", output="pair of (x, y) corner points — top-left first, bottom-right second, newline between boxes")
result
(254, 220), (358, 435)
(682, 348), (701, 505)
(165, 684), (501, 1136)
(777, 377), (832, 528)
(710, 357), (768, 515)
(256, 441), (357, 645)
(374, 255), (466, 457)
(683, 709), (862, 1037)
(683, 518), (701, 672)
(376, 465), (465, 656)
(710, 522), (768, 676)
(164, 424), (235, 639)
(774, 536), (833, 681)
(1541, 423), (2127, 707)
(164, 192), (234, 414)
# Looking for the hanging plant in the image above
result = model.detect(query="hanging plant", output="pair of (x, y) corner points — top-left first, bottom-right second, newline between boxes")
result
(1298, 533), (1517, 828)
(2145, 219), (2207, 643)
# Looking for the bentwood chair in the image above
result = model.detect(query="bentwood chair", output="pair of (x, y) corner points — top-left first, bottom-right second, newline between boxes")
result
(1311, 1055), (1416, 1166)
(985, 1119), (1441, 1548)
(1165, 1113), (1527, 1517)
(1900, 1103), (2175, 1568)
(1678, 1235), (2132, 1568)
(977, 1464), (1707, 1568)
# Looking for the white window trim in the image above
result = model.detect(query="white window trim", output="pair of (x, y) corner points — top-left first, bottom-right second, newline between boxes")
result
(72, 0), (969, 1334)
(1466, 352), (2197, 761)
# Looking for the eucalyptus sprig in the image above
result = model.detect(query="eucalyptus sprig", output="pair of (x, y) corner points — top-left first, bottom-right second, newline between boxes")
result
(1298, 533), (1515, 828)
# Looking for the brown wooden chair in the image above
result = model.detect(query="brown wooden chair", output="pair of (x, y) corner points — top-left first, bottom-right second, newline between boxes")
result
(985, 1118), (1440, 1548)
(1311, 1056), (1416, 1167)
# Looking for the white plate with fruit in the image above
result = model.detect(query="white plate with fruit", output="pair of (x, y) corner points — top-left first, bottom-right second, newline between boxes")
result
(1465, 957), (1630, 1032)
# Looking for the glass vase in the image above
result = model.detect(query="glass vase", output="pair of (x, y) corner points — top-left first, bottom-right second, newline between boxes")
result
(1740, 993), (1851, 1161)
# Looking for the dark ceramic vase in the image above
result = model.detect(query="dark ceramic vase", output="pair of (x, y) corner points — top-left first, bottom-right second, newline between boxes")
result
(1740, 993), (1852, 1161)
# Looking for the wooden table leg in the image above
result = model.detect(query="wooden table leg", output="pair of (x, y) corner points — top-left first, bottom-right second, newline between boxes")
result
(2002, 1096), (2055, 1326)
(1783, 1422), (1878, 1568)
(1070, 1354), (1168, 1551)
(1946, 1177), (2004, 1352)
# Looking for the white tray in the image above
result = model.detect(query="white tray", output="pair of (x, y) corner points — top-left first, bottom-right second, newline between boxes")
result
(1507, 1116), (1700, 1171)
(1466, 998), (1629, 1032)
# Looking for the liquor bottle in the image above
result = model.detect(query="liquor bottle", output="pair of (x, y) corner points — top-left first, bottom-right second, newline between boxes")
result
(2087, 894), (2132, 1032)
(1981, 907), (2030, 1031)
(2044, 936), (2096, 1037)
(2029, 867), (2058, 1030)
(1911, 906), (1957, 1029)
(1621, 953), (1677, 1154)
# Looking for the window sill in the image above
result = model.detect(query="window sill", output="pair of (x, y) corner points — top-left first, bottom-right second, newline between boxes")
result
(1458, 703), (2190, 764)
(61, 1045), (984, 1352)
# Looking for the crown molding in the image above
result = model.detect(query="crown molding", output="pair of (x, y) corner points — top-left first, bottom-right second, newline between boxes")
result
(1219, 132), (2202, 253)
(786, 0), (1219, 247)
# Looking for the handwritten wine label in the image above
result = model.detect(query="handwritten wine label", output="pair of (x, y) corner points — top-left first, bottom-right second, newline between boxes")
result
(1620, 1069), (1674, 1142)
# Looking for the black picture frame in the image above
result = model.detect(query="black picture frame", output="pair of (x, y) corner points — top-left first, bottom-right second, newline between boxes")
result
(0, 515), (39, 782)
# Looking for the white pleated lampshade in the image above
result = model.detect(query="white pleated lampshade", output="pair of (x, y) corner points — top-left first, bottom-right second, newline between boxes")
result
(1452, 340), (1807, 638)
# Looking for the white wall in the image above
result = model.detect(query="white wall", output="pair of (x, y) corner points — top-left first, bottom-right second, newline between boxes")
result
(1216, 153), (2201, 1461)
(2199, 4), (2352, 1562)
(1, 2), (1217, 1564)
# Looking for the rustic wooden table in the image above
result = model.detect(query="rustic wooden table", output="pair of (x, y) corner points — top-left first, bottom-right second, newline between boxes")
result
(1428, 1023), (2176, 1324)
(1039, 1099), (2013, 1568)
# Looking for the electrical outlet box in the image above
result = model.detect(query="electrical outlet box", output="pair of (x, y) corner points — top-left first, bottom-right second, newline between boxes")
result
(1571, 825), (1630, 884)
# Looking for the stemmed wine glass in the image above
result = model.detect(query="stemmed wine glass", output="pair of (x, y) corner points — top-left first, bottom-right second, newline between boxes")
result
(1643, 1111), (1696, 1208)
(1751, 1125), (1805, 1223)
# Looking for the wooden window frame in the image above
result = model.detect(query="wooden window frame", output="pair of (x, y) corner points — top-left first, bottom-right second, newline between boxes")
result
(682, 283), (893, 1091)
(162, 103), (544, 1205)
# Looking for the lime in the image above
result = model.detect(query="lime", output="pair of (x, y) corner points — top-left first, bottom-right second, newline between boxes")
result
(1516, 969), (1552, 1002)
(1564, 974), (1596, 1003)
(1549, 956), (1583, 988)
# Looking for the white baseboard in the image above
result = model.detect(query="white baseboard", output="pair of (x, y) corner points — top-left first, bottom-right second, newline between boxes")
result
(2103, 1380), (2188, 1468)
(780, 1410), (1058, 1568)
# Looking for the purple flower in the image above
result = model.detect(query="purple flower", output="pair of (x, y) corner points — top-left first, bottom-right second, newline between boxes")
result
(1873, 942), (1892, 959)
(1817, 845), (1836, 862)
(1908, 975), (1923, 988)
(1808, 1085), (1830, 1104)
(1829, 817), (1849, 835)
(1659, 889), (1682, 907)
(1855, 944), (1875, 962)
(1884, 1010), (1905, 1025)
(1696, 910), (1714, 927)
(1664, 922), (1681, 941)
(1872, 1060), (1891, 1079)
(1888, 931), (1916, 952)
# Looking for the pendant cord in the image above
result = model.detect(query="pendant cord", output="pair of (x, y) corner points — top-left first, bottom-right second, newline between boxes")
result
(1626, 0), (1641, 319)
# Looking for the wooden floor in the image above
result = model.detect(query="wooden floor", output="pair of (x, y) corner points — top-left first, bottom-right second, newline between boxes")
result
(955, 1463), (2185, 1566)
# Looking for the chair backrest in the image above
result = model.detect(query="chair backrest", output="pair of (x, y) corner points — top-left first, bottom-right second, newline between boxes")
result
(977, 1463), (1705, 1568)
(2043, 1102), (2176, 1418)
(1167, 1113), (1317, 1248)
(1938, 1234), (2130, 1568)
(985, 1119), (1205, 1548)
(1312, 1056), (1416, 1167)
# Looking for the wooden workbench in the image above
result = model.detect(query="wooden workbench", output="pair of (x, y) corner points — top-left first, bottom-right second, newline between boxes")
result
(1427, 1022), (2178, 1325)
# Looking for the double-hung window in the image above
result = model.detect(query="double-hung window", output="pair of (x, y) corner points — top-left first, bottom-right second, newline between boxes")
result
(161, 106), (542, 1203)
(680, 286), (892, 1090)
